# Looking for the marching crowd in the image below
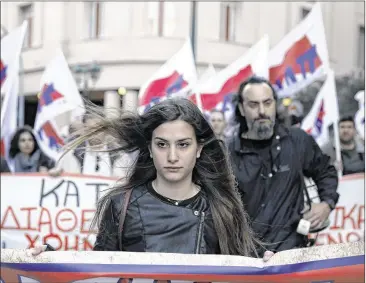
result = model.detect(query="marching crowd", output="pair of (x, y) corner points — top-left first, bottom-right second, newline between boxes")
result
(1, 76), (365, 256)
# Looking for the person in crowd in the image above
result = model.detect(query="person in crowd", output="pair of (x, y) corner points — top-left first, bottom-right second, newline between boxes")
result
(209, 109), (227, 141)
(9, 126), (55, 173)
(0, 156), (11, 173)
(322, 116), (365, 175)
(49, 116), (117, 177)
(227, 76), (339, 255)
(30, 98), (273, 261)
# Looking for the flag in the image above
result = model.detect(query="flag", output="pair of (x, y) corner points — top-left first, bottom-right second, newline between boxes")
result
(0, 21), (28, 170)
(301, 70), (339, 148)
(0, 21), (28, 95)
(138, 39), (197, 113)
(198, 63), (216, 83)
(269, 3), (330, 98)
(34, 49), (85, 161)
(190, 35), (269, 119)
(172, 63), (217, 107)
(354, 90), (365, 140)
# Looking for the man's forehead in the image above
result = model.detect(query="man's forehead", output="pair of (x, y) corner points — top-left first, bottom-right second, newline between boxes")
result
(340, 121), (355, 127)
(242, 83), (274, 100)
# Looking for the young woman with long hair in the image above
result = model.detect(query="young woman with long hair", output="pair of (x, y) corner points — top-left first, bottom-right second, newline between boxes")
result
(30, 98), (273, 259)
(9, 126), (55, 173)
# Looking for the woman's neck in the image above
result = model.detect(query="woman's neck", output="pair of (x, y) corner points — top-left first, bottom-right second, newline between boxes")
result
(20, 152), (30, 157)
(153, 174), (199, 201)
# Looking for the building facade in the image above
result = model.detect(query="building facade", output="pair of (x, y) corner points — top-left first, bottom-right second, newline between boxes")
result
(1, 1), (364, 124)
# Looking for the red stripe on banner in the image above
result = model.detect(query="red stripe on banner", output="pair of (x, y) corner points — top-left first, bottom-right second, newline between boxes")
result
(1, 264), (364, 283)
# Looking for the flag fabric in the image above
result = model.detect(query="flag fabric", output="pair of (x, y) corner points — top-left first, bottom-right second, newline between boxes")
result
(173, 63), (217, 109)
(0, 21), (28, 170)
(34, 49), (85, 161)
(1, 74), (19, 170)
(269, 3), (330, 98)
(138, 39), (197, 113)
(301, 70), (339, 148)
(198, 63), (216, 83)
(190, 35), (269, 119)
(354, 90), (365, 140)
(0, 21), (28, 95)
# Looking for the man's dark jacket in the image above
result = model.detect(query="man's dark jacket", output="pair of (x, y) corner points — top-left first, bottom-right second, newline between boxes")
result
(227, 124), (339, 254)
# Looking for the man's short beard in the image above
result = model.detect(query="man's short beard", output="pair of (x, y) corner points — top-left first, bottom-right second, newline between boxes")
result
(249, 120), (275, 140)
(340, 137), (354, 145)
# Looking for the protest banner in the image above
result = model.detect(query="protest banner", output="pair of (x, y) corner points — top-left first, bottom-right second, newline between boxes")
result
(0, 241), (364, 283)
(0, 173), (118, 251)
(314, 173), (365, 246)
(0, 173), (364, 250)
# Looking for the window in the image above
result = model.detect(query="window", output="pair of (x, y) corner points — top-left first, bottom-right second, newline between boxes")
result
(220, 3), (236, 42)
(358, 26), (365, 69)
(19, 4), (33, 48)
(147, 2), (164, 36)
(86, 2), (102, 39)
(301, 7), (310, 19)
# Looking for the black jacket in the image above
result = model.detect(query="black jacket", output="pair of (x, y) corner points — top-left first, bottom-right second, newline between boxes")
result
(227, 125), (339, 253)
(93, 181), (220, 254)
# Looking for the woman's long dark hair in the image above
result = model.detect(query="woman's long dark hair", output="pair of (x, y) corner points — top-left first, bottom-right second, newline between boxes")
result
(9, 126), (39, 158)
(65, 98), (259, 256)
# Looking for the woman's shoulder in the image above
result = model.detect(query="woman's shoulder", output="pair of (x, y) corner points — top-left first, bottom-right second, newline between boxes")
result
(108, 183), (149, 209)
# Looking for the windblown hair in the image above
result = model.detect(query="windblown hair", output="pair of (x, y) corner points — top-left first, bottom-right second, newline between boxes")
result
(232, 75), (279, 134)
(9, 126), (39, 158)
(65, 98), (260, 256)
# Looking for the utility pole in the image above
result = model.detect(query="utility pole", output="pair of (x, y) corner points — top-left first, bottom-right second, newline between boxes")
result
(190, 1), (197, 60)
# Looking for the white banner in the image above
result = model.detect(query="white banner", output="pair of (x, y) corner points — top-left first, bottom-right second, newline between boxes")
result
(314, 173), (365, 245)
(1, 242), (364, 283)
(0, 173), (118, 250)
(0, 173), (364, 250)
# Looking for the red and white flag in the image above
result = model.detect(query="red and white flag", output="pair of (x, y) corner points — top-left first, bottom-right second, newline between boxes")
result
(173, 63), (217, 105)
(0, 21), (28, 170)
(190, 35), (269, 119)
(301, 70), (339, 148)
(269, 3), (330, 98)
(34, 49), (85, 161)
(138, 39), (197, 113)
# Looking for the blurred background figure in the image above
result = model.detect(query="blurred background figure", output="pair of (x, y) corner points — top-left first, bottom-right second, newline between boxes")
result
(0, 156), (11, 173)
(322, 116), (365, 175)
(9, 126), (55, 173)
(209, 109), (227, 141)
(288, 100), (304, 128)
(277, 99), (304, 128)
(49, 115), (113, 176)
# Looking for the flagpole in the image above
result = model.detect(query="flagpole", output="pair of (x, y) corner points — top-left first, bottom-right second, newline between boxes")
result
(190, 1), (204, 112)
(332, 121), (343, 179)
(190, 1), (197, 60)
(18, 55), (25, 127)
